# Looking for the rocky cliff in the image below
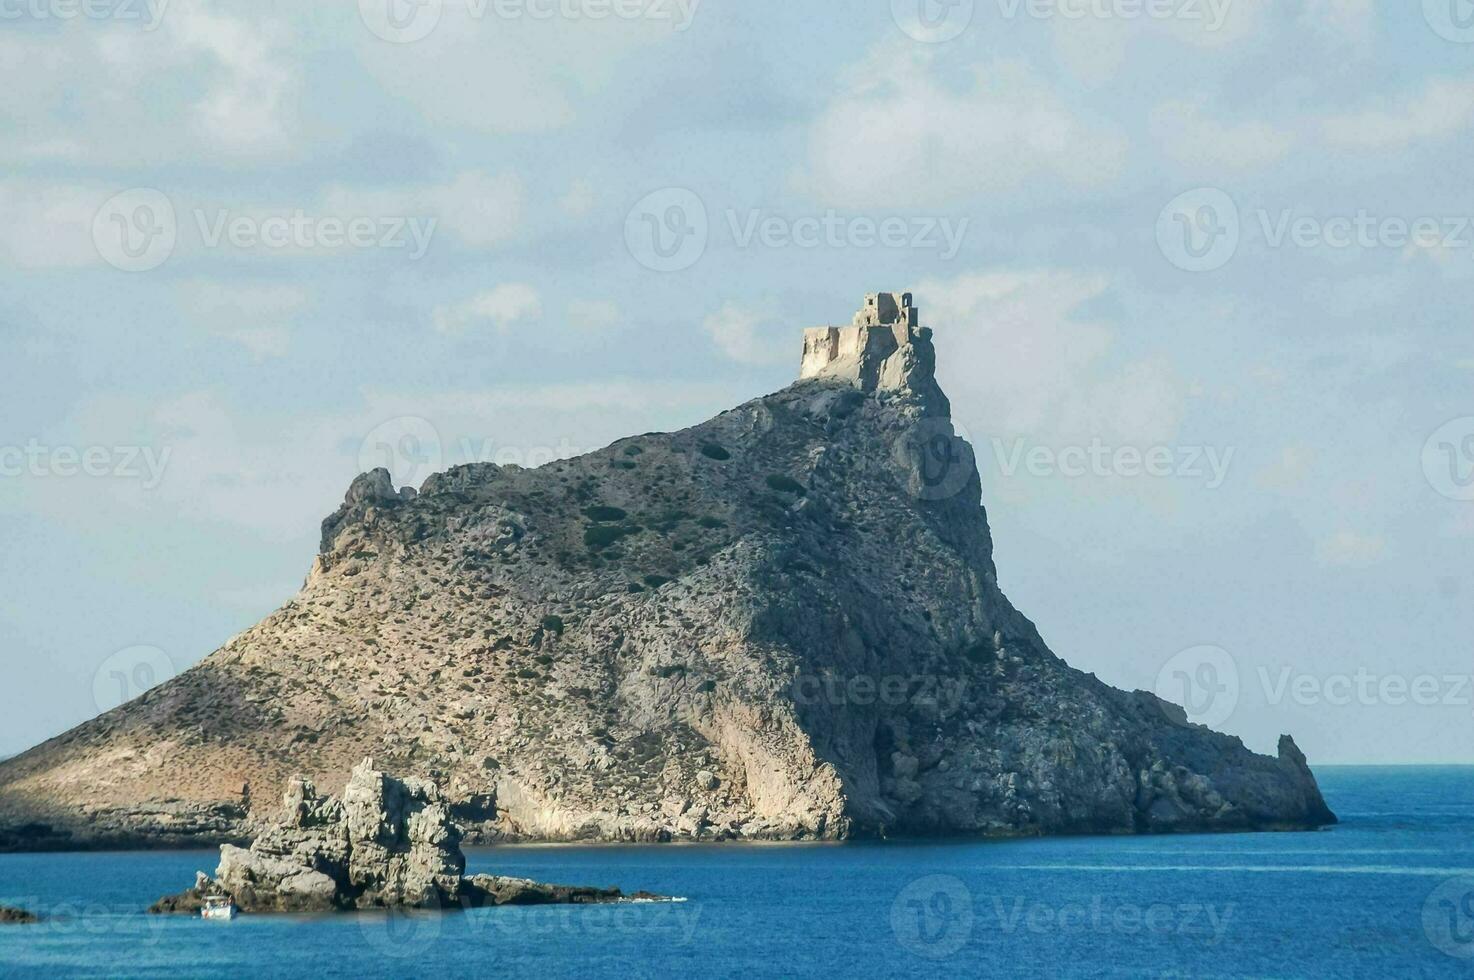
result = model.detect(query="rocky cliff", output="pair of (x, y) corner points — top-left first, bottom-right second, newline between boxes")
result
(0, 295), (1334, 850)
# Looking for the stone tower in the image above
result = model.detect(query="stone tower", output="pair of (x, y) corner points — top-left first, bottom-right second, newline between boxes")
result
(799, 292), (946, 414)
(852, 291), (919, 329)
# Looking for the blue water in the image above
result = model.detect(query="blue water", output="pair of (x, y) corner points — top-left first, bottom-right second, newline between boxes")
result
(1, 767), (1471, 978)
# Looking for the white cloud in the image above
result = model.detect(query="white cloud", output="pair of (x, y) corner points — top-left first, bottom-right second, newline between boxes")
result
(8, 377), (741, 538)
(1047, 19), (1131, 87)
(1301, 273), (1412, 317)
(560, 179), (598, 218)
(1255, 445), (1317, 493)
(324, 171), (524, 250)
(1315, 529), (1386, 568)
(354, 5), (690, 135)
(433, 284), (542, 335)
(0, 5), (300, 165)
(0, 181), (107, 269)
(1152, 99), (1296, 172)
(1321, 77), (1474, 152)
(921, 270), (1183, 448)
(703, 304), (786, 365)
(1299, 0), (1375, 51)
(176, 281), (309, 317)
(567, 299), (621, 330)
(218, 326), (291, 359)
(800, 50), (1128, 208)
(1, 389), (340, 541)
(175, 281), (309, 359)
(165, 5), (298, 156)
(1045, 0), (1271, 86)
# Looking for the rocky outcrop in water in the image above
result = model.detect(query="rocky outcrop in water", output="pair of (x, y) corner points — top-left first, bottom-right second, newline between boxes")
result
(2, 293), (1334, 851)
(0, 906), (38, 924)
(150, 760), (642, 914)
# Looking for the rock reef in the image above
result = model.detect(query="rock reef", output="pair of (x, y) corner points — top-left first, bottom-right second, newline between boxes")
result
(1, 294), (1334, 850)
(150, 760), (645, 914)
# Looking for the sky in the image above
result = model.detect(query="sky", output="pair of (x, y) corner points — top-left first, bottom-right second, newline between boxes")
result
(1, 0), (1471, 764)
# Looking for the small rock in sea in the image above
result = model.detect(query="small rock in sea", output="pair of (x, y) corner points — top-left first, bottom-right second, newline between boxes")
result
(149, 760), (660, 916)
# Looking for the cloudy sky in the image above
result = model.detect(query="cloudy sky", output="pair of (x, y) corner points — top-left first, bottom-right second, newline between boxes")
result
(2, 0), (1471, 764)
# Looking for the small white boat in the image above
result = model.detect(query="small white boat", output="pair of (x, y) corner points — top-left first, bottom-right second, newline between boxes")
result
(200, 895), (238, 921)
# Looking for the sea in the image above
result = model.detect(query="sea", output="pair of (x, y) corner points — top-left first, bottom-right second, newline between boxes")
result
(0, 766), (1470, 978)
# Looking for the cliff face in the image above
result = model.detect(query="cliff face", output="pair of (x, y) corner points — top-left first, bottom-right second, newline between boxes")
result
(0, 299), (1334, 850)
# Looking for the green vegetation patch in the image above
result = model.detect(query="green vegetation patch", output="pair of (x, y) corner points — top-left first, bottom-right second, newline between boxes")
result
(540, 615), (566, 636)
(649, 509), (693, 533)
(584, 523), (642, 550)
(700, 443), (732, 461)
(765, 474), (807, 496)
(583, 505), (629, 522)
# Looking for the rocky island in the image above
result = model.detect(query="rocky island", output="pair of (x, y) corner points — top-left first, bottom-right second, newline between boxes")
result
(151, 759), (652, 914)
(0, 293), (1334, 851)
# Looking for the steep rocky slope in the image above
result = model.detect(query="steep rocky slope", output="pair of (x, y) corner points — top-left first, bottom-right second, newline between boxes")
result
(0, 296), (1334, 850)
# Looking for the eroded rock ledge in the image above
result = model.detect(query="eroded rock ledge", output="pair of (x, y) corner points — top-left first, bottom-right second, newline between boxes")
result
(150, 760), (661, 915)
